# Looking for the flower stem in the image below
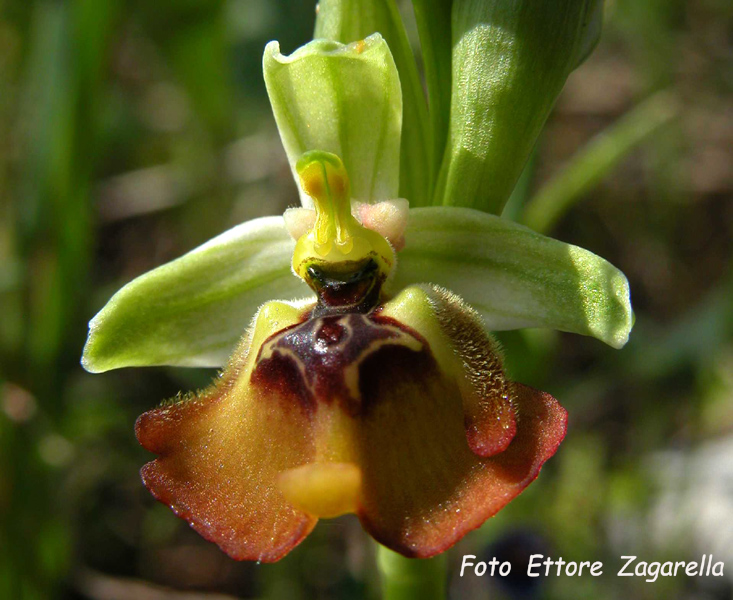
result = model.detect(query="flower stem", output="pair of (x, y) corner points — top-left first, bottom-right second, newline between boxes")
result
(377, 545), (447, 600)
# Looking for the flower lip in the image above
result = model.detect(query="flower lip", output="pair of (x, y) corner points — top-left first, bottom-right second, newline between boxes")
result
(135, 285), (568, 562)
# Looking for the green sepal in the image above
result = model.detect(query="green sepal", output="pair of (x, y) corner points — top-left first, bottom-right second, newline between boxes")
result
(435, 0), (604, 215)
(83, 206), (631, 372)
(81, 217), (310, 372)
(393, 207), (632, 348)
(314, 0), (432, 207)
(264, 34), (402, 205)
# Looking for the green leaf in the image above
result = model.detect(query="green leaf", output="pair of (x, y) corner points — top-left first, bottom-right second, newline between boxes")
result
(435, 0), (603, 214)
(82, 217), (310, 372)
(264, 35), (402, 205)
(522, 90), (678, 233)
(393, 207), (632, 348)
(411, 0), (452, 182)
(314, 0), (433, 206)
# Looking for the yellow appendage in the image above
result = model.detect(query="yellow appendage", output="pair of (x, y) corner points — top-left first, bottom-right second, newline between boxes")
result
(278, 462), (361, 518)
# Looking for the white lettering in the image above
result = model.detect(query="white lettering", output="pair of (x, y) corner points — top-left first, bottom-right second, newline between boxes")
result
(645, 562), (661, 583)
(618, 556), (636, 576)
(462, 553), (722, 580)
(488, 557), (500, 576)
(635, 560), (648, 578)
(460, 555), (475, 577)
(543, 556), (553, 576)
(555, 557), (566, 576)
(527, 554), (544, 577)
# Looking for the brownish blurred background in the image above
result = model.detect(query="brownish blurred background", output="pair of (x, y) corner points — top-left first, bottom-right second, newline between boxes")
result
(0, 0), (731, 598)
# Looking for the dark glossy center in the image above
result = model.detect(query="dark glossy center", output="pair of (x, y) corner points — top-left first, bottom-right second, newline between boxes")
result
(306, 258), (383, 317)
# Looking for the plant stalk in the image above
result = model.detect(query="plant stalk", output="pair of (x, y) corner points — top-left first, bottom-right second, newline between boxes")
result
(377, 545), (447, 600)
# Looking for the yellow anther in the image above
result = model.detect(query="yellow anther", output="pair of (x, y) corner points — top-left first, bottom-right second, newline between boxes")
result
(292, 151), (395, 283)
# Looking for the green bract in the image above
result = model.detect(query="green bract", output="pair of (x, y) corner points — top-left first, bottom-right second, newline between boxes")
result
(436, 0), (605, 214)
(83, 0), (633, 374)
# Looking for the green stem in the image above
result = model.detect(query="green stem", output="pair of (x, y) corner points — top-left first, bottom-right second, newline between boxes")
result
(377, 545), (447, 600)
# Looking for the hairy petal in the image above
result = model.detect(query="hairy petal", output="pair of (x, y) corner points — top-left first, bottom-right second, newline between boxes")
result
(134, 287), (567, 561)
(381, 286), (517, 457)
(355, 345), (566, 557)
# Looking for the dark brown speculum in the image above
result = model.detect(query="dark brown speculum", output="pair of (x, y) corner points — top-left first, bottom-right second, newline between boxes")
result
(251, 312), (425, 417)
(251, 254), (421, 417)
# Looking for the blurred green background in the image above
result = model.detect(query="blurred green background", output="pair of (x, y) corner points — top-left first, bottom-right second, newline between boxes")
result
(0, 0), (731, 599)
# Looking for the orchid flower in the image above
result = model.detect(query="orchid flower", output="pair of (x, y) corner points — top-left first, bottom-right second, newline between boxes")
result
(82, 0), (630, 565)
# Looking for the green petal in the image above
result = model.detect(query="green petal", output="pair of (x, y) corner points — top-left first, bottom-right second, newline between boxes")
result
(314, 0), (432, 207)
(263, 34), (401, 205)
(435, 0), (603, 214)
(392, 207), (632, 348)
(82, 217), (310, 372)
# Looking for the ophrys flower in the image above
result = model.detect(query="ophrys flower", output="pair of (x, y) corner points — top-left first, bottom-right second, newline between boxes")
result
(83, 3), (631, 564)
(133, 151), (567, 560)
